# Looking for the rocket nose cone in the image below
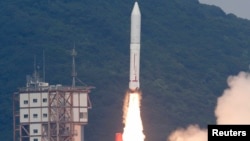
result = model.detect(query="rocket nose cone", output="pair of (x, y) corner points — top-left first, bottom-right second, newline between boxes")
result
(132, 2), (141, 16)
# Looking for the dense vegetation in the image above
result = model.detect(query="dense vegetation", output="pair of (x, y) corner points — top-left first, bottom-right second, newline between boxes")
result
(1, 0), (250, 141)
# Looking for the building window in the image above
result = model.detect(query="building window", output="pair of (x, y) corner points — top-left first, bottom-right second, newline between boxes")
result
(24, 100), (28, 104)
(33, 139), (38, 141)
(24, 114), (28, 118)
(79, 112), (86, 119)
(33, 99), (37, 103)
(43, 113), (47, 118)
(42, 98), (47, 103)
(33, 114), (38, 118)
(33, 129), (38, 134)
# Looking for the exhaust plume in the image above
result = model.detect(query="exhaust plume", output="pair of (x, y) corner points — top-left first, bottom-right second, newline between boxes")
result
(215, 71), (250, 124)
(123, 91), (145, 141)
(168, 125), (207, 141)
(167, 71), (250, 141)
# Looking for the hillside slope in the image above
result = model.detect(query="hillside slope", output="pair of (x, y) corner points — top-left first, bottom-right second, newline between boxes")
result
(1, 0), (250, 141)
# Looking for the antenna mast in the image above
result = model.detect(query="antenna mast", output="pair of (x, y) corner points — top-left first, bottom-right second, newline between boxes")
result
(33, 55), (38, 88)
(34, 55), (37, 80)
(43, 50), (46, 82)
(71, 45), (77, 88)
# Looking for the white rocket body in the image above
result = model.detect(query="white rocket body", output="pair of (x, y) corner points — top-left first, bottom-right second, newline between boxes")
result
(129, 2), (141, 92)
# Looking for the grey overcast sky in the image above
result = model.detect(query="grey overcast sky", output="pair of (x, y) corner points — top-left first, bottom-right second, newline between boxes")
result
(199, 0), (250, 20)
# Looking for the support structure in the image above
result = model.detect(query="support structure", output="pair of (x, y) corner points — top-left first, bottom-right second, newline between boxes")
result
(13, 48), (94, 141)
(13, 85), (93, 141)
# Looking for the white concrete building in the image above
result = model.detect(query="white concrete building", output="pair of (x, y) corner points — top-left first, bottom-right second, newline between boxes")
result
(14, 78), (93, 141)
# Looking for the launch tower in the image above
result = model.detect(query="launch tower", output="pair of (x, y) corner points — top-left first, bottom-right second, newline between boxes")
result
(13, 48), (94, 141)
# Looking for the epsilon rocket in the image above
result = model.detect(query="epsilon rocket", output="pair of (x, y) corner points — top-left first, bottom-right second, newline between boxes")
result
(129, 2), (141, 92)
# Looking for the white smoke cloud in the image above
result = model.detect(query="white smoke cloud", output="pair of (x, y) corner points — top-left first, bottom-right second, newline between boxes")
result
(167, 71), (250, 141)
(168, 125), (207, 141)
(215, 71), (250, 124)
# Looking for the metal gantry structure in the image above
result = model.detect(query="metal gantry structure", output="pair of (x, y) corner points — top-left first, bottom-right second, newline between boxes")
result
(13, 48), (94, 141)
(13, 85), (93, 141)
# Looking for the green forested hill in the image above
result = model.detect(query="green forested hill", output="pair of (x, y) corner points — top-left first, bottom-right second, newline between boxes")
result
(1, 0), (250, 141)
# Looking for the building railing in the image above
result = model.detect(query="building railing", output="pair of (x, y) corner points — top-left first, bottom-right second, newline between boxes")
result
(19, 85), (94, 92)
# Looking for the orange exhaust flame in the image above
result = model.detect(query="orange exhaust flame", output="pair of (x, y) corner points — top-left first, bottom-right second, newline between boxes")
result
(115, 133), (123, 141)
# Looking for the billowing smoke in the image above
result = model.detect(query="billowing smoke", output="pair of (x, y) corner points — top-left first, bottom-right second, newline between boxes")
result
(168, 125), (207, 141)
(215, 71), (250, 124)
(167, 71), (250, 141)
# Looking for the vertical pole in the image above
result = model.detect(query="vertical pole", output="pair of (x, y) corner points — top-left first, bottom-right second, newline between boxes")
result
(56, 91), (59, 141)
(19, 124), (22, 141)
(48, 91), (51, 141)
(81, 126), (84, 141)
(13, 94), (16, 141)
(43, 50), (46, 82)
